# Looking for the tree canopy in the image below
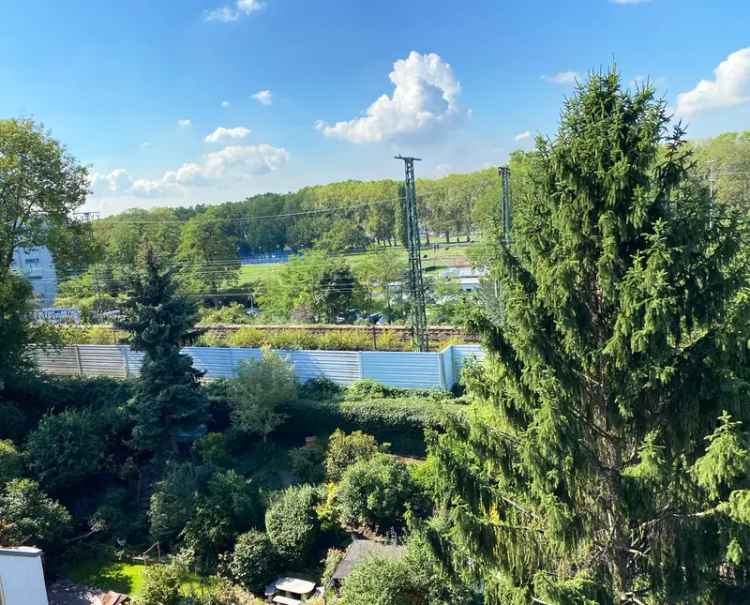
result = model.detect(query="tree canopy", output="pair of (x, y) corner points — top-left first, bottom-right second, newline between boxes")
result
(431, 70), (750, 604)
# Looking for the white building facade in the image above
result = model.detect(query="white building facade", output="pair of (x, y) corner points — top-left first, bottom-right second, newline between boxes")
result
(0, 547), (49, 605)
(10, 246), (58, 306)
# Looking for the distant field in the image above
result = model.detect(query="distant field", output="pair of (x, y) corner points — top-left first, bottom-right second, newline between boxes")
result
(239, 244), (475, 284)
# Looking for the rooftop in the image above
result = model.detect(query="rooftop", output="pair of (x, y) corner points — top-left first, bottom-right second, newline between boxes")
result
(0, 546), (43, 558)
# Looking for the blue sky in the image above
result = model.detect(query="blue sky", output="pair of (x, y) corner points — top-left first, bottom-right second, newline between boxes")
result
(2, 0), (749, 215)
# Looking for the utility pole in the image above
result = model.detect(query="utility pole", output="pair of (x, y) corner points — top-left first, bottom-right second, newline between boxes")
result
(395, 155), (428, 352)
(498, 166), (512, 244)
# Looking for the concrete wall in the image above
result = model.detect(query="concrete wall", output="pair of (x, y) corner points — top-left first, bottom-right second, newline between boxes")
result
(0, 547), (48, 605)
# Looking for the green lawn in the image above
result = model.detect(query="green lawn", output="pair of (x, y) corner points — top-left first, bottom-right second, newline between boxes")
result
(64, 557), (210, 598)
(239, 244), (475, 285)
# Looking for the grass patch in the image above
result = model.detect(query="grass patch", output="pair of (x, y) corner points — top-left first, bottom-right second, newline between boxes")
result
(64, 557), (211, 598)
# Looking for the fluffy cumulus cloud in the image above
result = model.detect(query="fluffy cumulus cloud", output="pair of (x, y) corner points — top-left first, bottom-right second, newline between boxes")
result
(90, 144), (288, 199)
(205, 0), (264, 22)
(316, 51), (468, 143)
(205, 126), (252, 143)
(252, 89), (273, 105)
(514, 130), (531, 141)
(177, 119), (192, 127)
(542, 71), (580, 85)
(676, 47), (750, 117)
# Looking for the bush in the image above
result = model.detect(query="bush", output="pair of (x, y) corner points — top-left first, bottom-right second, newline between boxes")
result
(325, 429), (381, 481)
(0, 401), (26, 440)
(229, 349), (296, 440)
(289, 445), (325, 484)
(224, 529), (277, 593)
(0, 478), (72, 553)
(321, 547), (345, 590)
(337, 454), (418, 531)
(338, 556), (422, 605)
(180, 470), (262, 571)
(138, 563), (182, 605)
(26, 406), (128, 492)
(0, 440), (23, 485)
(193, 432), (232, 468)
(346, 379), (393, 399)
(199, 303), (255, 325)
(149, 463), (204, 546)
(299, 376), (342, 401)
(265, 484), (320, 565)
(192, 579), (263, 605)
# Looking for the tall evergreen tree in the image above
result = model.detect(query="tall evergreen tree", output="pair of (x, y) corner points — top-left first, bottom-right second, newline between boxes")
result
(117, 247), (208, 454)
(431, 71), (750, 604)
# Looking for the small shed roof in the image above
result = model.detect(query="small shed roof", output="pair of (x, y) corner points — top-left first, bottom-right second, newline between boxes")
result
(332, 539), (405, 581)
(0, 546), (43, 558)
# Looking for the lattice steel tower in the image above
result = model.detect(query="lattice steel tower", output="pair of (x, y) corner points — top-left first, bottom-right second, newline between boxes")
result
(498, 165), (512, 243)
(395, 155), (429, 352)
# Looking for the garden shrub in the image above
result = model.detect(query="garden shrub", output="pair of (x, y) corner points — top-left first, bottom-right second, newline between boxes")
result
(193, 432), (232, 468)
(336, 454), (418, 531)
(338, 556), (422, 605)
(0, 401), (26, 440)
(229, 349), (296, 440)
(289, 445), (325, 484)
(224, 529), (277, 593)
(138, 563), (182, 605)
(321, 547), (345, 589)
(180, 470), (262, 571)
(198, 303), (255, 325)
(299, 376), (342, 401)
(26, 405), (129, 493)
(0, 478), (72, 553)
(0, 439), (23, 485)
(89, 487), (140, 540)
(149, 462), (205, 546)
(265, 484), (321, 564)
(346, 379), (393, 399)
(192, 579), (262, 605)
(324, 429), (381, 481)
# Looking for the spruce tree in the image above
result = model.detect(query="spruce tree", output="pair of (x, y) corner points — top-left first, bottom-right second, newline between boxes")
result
(431, 71), (750, 604)
(117, 247), (208, 454)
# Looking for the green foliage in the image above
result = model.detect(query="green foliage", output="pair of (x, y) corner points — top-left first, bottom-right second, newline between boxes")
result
(138, 563), (182, 605)
(0, 440), (23, 485)
(116, 247), (209, 453)
(289, 445), (325, 484)
(337, 453), (419, 530)
(0, 401), (26, 441)
(299, 376), (343, 400)
(0, 478), (72, 552)
(432, 69), (750, 603)
(321, 547), (345, 590)
(265, 484), (321, 564)
(338, 556), (423, 605)
(229, 349), (296, 440)
(193, 432), (232, 468)
(0, 118), (91, 272)
(180, 470), (261, 571)
(198, 303), (254, 325)
(202, 326), (406, 351)
(223, 529), (277, 593)
(324, 429), (381, 481)
(26, 406), (128, 492)
(149, 463), (204, 546)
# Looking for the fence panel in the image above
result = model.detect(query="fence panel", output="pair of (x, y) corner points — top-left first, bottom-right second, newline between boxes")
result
(360, 351), (443, 389)
(32, 347), (81, 376)
(286, 350), (361, 385)
(77, 345), (127, 378)
(450, 345), (484, 384)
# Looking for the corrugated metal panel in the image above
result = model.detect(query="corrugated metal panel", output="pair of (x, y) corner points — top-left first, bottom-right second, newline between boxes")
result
(286, 350), (361, 385)
(451, 344), (484, 382)
(361, 351), (443, 389)
(77, 345), (127, 378)
(125, 349), (145, 377)
(440, 346), (455, 389)
(32, 347), (80, 376)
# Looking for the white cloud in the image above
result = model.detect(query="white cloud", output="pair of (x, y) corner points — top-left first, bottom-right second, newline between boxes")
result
(252, 89), (273, 105)
(612, 0), (651, 4)
(177, 119), (192, 127)
(675, 47), (750, 117)
(542, 71), (580, 85)
(316, 51), (468, 143)
(90, 169), (133, 194)
(221, 100), (231, 108)
(514, 130), (531, 141)
(205, 0), (263, 22)
(205, 126), (252, 143)
(90, 144), (289, 200)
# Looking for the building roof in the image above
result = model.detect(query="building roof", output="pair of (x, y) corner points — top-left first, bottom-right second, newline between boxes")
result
(0, 546), (43, 558)
(332, 539), (405, 581)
